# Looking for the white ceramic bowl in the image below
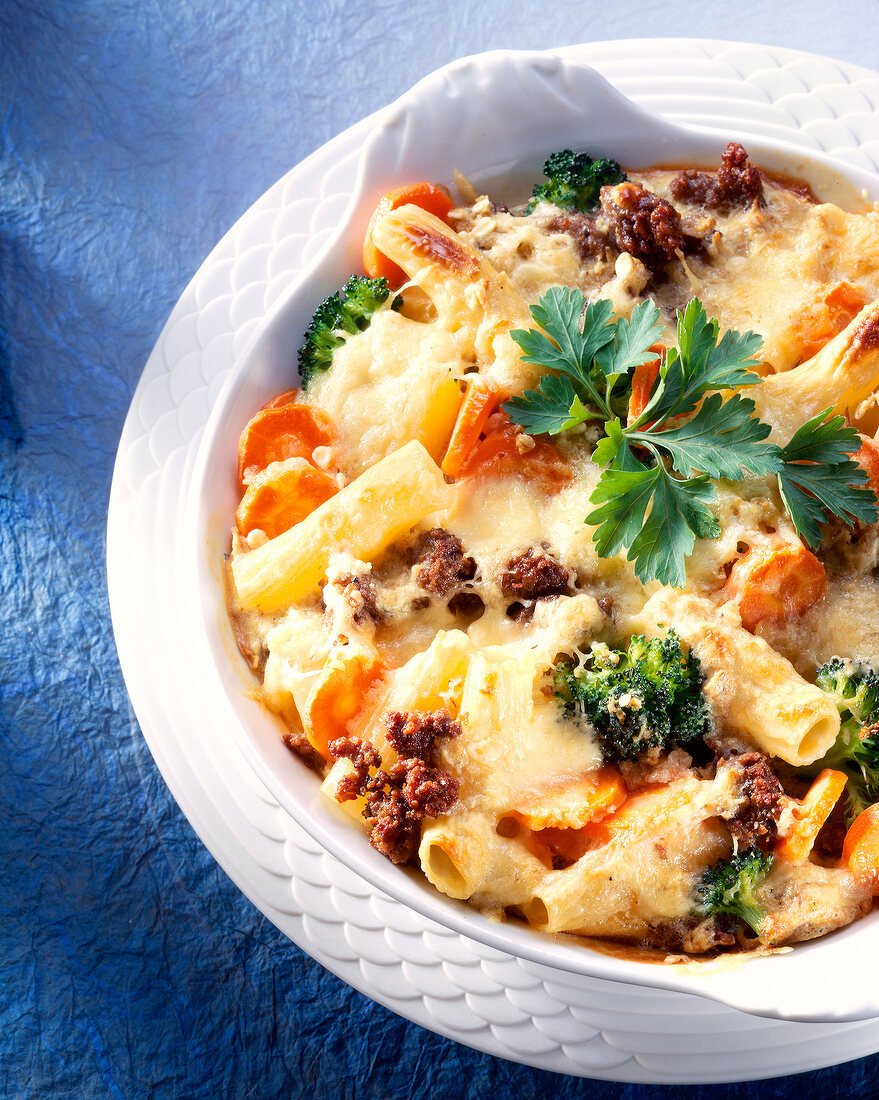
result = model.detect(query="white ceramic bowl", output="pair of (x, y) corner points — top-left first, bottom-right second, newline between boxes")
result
(186, 49), (879, 1023)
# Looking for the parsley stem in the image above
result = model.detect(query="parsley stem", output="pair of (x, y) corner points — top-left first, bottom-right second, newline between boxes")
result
(604, 378), (615, 417)
(578, 380), (611, 421)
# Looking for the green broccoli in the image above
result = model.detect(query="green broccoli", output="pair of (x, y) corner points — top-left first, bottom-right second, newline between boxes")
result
(816, 657), (879, 723)
(297, 275), (399, 386)
(556, 630), (710, 762)
(525, 149), (626, 215)
(814, 657), (879, 823)
(695, 847), (772, 936)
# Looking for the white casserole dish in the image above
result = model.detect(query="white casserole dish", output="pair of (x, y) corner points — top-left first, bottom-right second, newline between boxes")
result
(184, 48), (879, 1023)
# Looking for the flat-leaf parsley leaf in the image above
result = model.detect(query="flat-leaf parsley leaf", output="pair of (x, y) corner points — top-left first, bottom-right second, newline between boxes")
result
(777, 410), (877, 547)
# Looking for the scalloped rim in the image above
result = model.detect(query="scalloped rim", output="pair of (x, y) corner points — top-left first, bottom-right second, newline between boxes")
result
(184, 48), (879, 1023)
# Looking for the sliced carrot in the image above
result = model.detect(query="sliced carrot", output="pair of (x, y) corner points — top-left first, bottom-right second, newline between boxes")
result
(627, 345), (664, 425)
(305, 651), (385, 761)
(419, 373), (465, 464)
(826, 282), (868, 323)
(363, 182), (454, 285)
(852, 432), (879, 502)
(261, 388), (301, 411)
(235, 458), (338, 540)
(580, 779), (693, 846)
(776, 768), (848, 862)
(721, 542), (826, 632)
(237, 402), (335, 487)
(842, 803), (879, 890)
(514, 767), (627, 832)
(441, 377), (502, 478)
(458, 410), (571, 492)
(791, 282), (867, 363)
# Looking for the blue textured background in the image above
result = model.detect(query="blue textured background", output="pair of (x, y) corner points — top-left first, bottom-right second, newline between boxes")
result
(3, 3), (879, 1097)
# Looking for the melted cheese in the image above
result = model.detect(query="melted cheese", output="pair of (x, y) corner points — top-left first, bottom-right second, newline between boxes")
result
(311, 309), (465, 475)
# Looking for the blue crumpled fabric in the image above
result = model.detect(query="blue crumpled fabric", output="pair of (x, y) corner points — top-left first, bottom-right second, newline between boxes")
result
(3, 3), (879, 1098)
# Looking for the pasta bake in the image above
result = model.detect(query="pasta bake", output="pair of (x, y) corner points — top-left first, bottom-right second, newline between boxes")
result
(226, 144), (879, 956)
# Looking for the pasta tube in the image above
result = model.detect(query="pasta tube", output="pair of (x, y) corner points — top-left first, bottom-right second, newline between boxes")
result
(348, 629), (475, 753)
(420, 817), (490, 901)
(755, 300), (879, 441)
(420, 776), (733, 935)
(370, 204), (539, 392)
(231, 440), (452, 612)
(636, 590), (839, 766)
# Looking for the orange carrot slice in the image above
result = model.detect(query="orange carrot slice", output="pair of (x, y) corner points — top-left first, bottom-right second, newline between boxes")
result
(441, 378), (502, 478)
(419, 373), (464, 464)
(261, 388), (301, 411)
(627, 346), (664, 425)
(305, 651), (384, 761)
(776, 768), (847, 862)
(842, 803), (879, 891)
(363, 182), (454, 285)
(792, 282), (867, 362)
(721, 542), (826, 632)
(237, 402), (335, 487)
(852, 432), (879, 503)
(533, 826), (591, 865)
(580, 780), (693, 846)
(514, 767), (627, 832)
(458, 411), (570, 491)
(235, 458), (338, 540)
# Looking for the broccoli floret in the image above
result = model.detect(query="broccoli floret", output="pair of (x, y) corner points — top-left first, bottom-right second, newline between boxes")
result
(695, 848), (772, 936)
(525, 149), (626, 215)
(816, 657), (879, 725)
(556, 630), (710, 762)
(297, 275), (399, 386)
(814, 657), (879, 823)
(825, 723), (879, 822)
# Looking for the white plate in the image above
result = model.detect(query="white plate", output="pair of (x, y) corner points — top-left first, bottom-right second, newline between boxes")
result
(108, 41), (879, 1082)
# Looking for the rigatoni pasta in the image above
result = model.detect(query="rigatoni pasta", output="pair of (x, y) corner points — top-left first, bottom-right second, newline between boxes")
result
(636, 590), (840, 767)
(231, 439), (452, 611)
(755, 301), (879, 440)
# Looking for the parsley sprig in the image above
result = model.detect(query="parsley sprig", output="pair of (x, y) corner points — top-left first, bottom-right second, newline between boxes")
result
(776, 411), (878, 549)
(504, 289), (878, 587)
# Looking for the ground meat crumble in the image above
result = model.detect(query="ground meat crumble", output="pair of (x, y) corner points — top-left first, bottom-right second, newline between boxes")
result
(499, 548), (570, 601)
(409, 528), (478, 598)
(329, 710), (462, 864)
(670, 141), (765, 213)
(724, 751), (784, 852)
(282, 730), (326, 772)
(640, 915), (737, 954)
(384, 709), (460, 757)
(327, 735), (381, 801)
(599, 180), (686, 270)
(546, 212), (610, 261)
(331, 572), (384, 624)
